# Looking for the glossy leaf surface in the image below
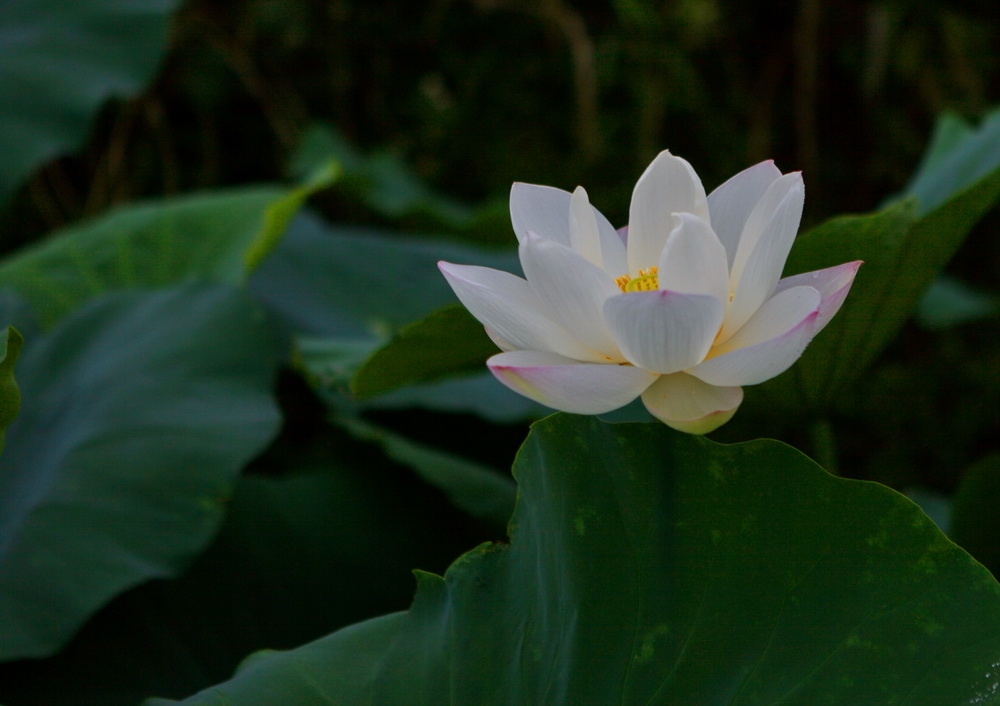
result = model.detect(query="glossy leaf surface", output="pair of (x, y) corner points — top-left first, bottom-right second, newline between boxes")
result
(0, 0), (179, 200)
(350, 304), (497, 399)
(252, 213), (541, 421)
(0, 184), (323, 327)
(951, 454), (1000, 580)
(160, 415), (1000, 705)
(340, 417), (516, 526)
(763, 111), (1000, 411)
(0, 284), (282, 661)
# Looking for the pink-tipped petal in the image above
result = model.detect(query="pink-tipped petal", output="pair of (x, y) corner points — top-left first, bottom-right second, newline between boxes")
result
(658, 213), (730, 305)
(720, 173), (805, 344)
(713, 285), (821, 353)
(488, 350), (657, 414)
(439, 261), (600, 362)
(688, 286), (821, 386)
(706, 160), (782, 267)
(627, 151), (710, 274)
(641, 372), (743, 434)
(519, 234), (623, 360)
(604, 290), (724, 374)
(774, 260), (862, 333)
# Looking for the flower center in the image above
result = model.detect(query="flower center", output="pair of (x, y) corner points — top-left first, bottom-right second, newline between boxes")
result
(615, 267), (659, 293)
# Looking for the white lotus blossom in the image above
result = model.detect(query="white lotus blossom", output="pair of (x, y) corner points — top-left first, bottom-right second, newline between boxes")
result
(439, 151), (860, 433)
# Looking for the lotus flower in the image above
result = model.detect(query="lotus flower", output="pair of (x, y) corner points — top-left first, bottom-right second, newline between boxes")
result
(439, 151), (860, 433)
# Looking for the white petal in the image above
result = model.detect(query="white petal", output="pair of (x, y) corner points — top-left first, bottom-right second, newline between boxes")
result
(509, 183), (573, 247)
(604, 290), (724, 374)
(488, 350), (657, 414)
(773, 260), (862, 333)
(484, 326), (515, 351)
(706, 160), (782, 267)
(600, 233), (629, 278)
(509, 182), (624, 271)
(627, 151), (710, 275)
(439, 261), (600, 361)
(713, 285), (820, 352)
(641, 372), (743, 434)
(689, 286), (820, 386)
(719, 173), (805, 343)
(568, 186), (629, 275)
(658, 213), (730, 305)
(519, 234), (623, 360)
(569, 186), (603, 267)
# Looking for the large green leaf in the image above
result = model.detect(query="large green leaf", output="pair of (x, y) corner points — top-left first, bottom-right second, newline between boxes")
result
(896, 108), (1000, 216)
(251, 213), (518, 340)
(0, 182), (328, 327)
(0, 327), (23, 453)
(950, 454), (1000, 579)
(251, 213), (541, 421)
(760, 202), (918, 411)
(339, 417), (516, 526)
(762, 113), (1000, 411)
(290, 123), (475, 229)
(0, 283), (282, 661)
(350, 304), (496, 399)
(0, 436), (489, 706)
(915, 275), (999, 329)
(159, 415), (1000, 705)
(254, 213), (536, 524)
(0, 0), (180, 201)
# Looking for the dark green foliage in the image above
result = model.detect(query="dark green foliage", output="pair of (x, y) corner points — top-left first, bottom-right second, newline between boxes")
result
(0, 285), (282, 661)
(951, 454), (1000, 578)
(0, 327), (23, 453)
(0, 184), (329, 327)
(0, 0), (180, 200)
(350, 305), (497, 399)
(0, 1), (997, 703)
(157, 416), (1000, 706)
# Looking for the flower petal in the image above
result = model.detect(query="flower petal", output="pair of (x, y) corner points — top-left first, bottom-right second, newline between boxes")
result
(509, 182), (622, 259)
(520, 233), (623, 360)
(689, 285), (820, 386)
(509, 183), (573, 247)
(706, 160), (782, 267)
(641, 372), (743, 434)
(773, 260), (862, 333)
(569, 186), (628, 275)
(658, 213), (730, 305)
(714, 285), (821, 353)
(569, 186), (603, 266)
(604, 290), (724, 374)
(439, 261), (601, 361)
(719, 172), (805, 344)
(627, 151), (710, 275)
(484, 326), (515, 352)
(488, 350), (657, 414)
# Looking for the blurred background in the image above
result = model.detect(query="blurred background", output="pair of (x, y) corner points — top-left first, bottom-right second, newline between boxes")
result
(6, 0), (998, 236)
(4, 0), (994, 493)
(0, 0), (998, 703)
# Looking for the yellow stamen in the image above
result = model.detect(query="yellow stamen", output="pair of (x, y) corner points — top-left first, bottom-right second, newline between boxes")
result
(616, 267), (659, 293)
